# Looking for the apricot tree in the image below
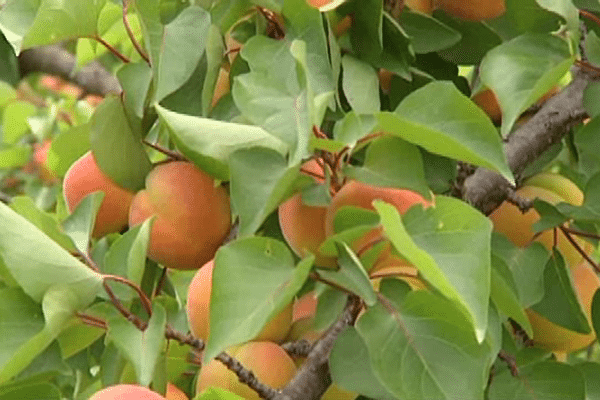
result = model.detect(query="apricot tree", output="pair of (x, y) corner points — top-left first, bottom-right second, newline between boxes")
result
(3, 1), (600, 400)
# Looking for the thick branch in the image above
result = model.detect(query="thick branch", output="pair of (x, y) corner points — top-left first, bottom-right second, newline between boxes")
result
(462, 70), (591, 214)
(18, 45), (121, 96)
(275, 296), (362, 400)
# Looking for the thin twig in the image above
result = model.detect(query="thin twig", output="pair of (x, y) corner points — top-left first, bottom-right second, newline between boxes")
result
(123, 0), (150, 64)
(103, 274), (153, 317)
(559, 225), (600, 273)
(561, 226), (600, 240)
(93, 36), (131, 63)
(142, 140), (187, 161)
(103, 280), (148, 330)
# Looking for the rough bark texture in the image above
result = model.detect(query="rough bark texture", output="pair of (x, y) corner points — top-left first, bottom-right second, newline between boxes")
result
(18, 45), (121, 96)
(462, 70), (592, 215)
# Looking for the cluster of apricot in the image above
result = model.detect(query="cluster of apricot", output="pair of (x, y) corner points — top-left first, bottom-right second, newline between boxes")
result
(489, 173), (599, 354)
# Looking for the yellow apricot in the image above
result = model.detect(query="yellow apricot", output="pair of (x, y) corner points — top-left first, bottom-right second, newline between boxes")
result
(526, 260), (600, 353)
(436, 0), (506, 21)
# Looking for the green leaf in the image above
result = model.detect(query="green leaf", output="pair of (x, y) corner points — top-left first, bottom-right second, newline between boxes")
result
(398, 10), (461, 54)
(9, 196), (75, 252)
(2, 101), (37, 144)
(329, 327), (396, 400)
(341, 55), (380, 114)
(22, 0), (106, 49)
(490, 254), (533, 337)
(203, 237), (312, 362)
(356, 280), (498, 400)
(233, 37), (317, 164)
(117, 61), (153, 119)
(156, 104), (288, 181)
(62, 192), (104, 255)
(0, 202), (103, 306)
(102, 218), (153, 301)
(317, 242), (377, 306)
(375, 197), (492, 342)
(531, 250), (591, 333)
(575, 117), (600, 179)
(491, 233), (548, 308)
(0, 145), (31, 168)
(574, 361), (600, 400)
(319, 206), (380, 256)
(56, 318), (105, 359)
(332, 112), (378, 146)
(486, 0), (561, 40)
(480, 33), (573, 138)
(194, 387), (244, 400)
(107, 302), (167, 387)
(0, 0), (41, 53)
(556, 173), (600, 221)
(0, 383), (61, 400)
(90, 96), (152, 191)
(344, 135), (431, 200)
(488, 361), (585, 400)
(229, 147), (299, 237)
(378, 81), (514, 184)
(583, 82), (600, 118)
(45, 123), (91, 178)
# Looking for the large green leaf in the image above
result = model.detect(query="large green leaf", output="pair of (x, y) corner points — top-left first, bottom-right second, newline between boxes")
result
(136, 2), (211, 102)
(0, 202), (102, 307)
(107, 303), (167, 387)
(341, 54), (380, 114)
(62, 192), (104, 255)
(22, 0), (106, 49)
(203, 237), (312, 362)
(480, 33), (574, 138)
(156, 105), (288, 181)
(329, 327), (396, 400)
(375, 197), (492, 342)
(377, 81), (514, 184)
(356, 280), (498, 400)
(90, 96), (152, 191)
(0, 0), (40, 53)
(398, 10), (461, 54)
(488, 361), (585, 400)
(228, 147), (300, 237)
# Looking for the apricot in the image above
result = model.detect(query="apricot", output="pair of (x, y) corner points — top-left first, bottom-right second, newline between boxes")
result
(324, 180), (431, 238)
(196, 342), (297, 400)
(63, 151), (135, 238)
(212, 67), (230, 108)
(472, 88), (502, 124)
(378, 69), (394, 94)
(279, 160), (335, 267)
(489, 173), (590, 269)
(89, 384), (165, 400)
(23, 140), (58, 185)
(292, 292), (318, 322)
(406, 0), (434, 14)
(166, 383), (188, 400)
(306, 0), (346, 11)
(128, 161), (231, 270)
(186, 260), (292, 343)
(526, 260), (600, 353)
(436, 0), (506, 20)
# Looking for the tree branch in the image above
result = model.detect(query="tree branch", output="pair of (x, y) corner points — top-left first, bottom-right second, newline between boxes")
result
(462, 69), (593, 214)
(18, 44), (122, 96)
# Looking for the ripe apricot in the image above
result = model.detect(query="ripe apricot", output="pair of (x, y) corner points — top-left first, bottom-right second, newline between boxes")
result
(166, 383), (188, 400)
(24, 140), (58, 185)
(63, 151), (135, 238)
(186, 260), (292, 343)
(196, 342), (297, 400)
(128, 161), (231, 270)
(406, 0), (434, 14)
(489, 173), (590, 269)
(472, 88), (502, 124)
(436, 0), (506, 21)
(279, 160), (335, 267)
(306, 0), (346, 11)
(526, 260), (600, 353)
(89, 384), (165, 400)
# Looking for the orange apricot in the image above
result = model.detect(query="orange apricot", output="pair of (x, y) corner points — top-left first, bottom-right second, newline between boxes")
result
(196, 342), (297, 400)
(526, 260), (600, 353)
(306, 0), (346, 11)
(89, 384), (165, 400)
(489, 173), (590, 269)
(166, 383), (188, 400)
(436, 0), (506, 21)
(406, 0), (434, 14)
(186, 260), (292, 343)
(128, 161), (231, 270)
(279, 160), (335, 267)
(63, 151), (135, 238)
(472, 88), (502, 124)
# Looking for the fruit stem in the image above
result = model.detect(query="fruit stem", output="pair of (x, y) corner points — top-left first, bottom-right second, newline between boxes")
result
(92, 35), (131, 64)
(142, 140), (187, 161)
(309, 272), (356, 296)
